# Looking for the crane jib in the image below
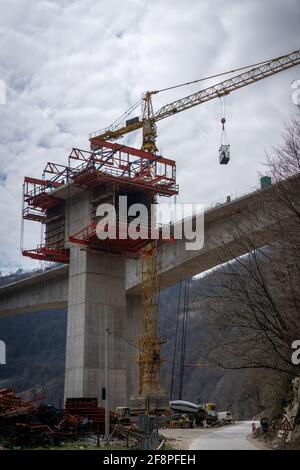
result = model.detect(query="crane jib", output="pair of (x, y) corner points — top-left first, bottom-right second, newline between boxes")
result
(154, 50), (300, 121)
(92, 49), (300, 142)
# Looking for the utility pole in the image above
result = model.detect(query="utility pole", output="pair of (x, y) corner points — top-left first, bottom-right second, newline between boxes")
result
(104, 311), (109, 442)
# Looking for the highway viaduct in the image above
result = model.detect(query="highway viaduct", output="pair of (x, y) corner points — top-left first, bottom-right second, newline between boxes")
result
(0, 182), (291, 408)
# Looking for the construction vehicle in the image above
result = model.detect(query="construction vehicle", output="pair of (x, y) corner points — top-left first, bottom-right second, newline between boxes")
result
(170, 400), (219, 427)
(204, 403), (218, 425)
(170, 400), (199, 414)
(170, 400), (205, 427)
(217, 411), (235, 424)
(169, 415), (192, 429)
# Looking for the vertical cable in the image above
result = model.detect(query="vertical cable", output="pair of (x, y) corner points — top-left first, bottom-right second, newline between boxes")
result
(178, 280), (187, 399)
(170, 280), (182, 400)
(156, 271), (162, 337)
(181, 280), (190, 398)
(20, 183), (25, 253)
(179, 279), (190, 399)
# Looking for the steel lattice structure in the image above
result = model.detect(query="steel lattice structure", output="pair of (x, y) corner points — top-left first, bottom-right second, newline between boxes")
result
(138, 243), (165, 397)
(90, 49), (300, 153)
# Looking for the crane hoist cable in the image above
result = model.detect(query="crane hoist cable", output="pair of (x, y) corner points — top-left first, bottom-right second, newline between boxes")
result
(151, 56), (276, 95)
(97, 57), (276, 139)
(178, 280), (188, 400)
(103, 61), (270, 132)
(178, 279), (190, 400)
(109, 98), (143, 131)
(219, 95), (230, 164)
(170, 280), (183, 400)
(220, 117), (229, 146)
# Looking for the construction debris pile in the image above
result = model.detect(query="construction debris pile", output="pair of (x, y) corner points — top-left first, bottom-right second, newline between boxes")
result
(0, 389), (118, 448)
(0, 389), (165, 449)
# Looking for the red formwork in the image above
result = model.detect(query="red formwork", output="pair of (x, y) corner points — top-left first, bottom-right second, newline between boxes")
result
(23, 177), (63, 211)
(22, 246), (70, 264)
(68, 218), (176, 256)
(70, 142), (178, 197)
(22, 177), (67, 263)
(22, 140), (178, 262)
(69, 220), (154, 255)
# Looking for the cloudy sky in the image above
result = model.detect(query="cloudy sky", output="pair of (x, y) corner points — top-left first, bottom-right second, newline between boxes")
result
(0, 0), (299, 273)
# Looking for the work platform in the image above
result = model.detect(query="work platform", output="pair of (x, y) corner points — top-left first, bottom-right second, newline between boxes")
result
(22, 140), (178, 262)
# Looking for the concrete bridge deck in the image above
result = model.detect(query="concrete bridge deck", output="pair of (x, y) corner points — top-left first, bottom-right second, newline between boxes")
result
(0, 183), (280, 317)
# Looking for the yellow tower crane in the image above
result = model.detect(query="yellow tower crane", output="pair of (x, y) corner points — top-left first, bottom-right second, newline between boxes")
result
(89, 49), (300, 406)
(90, 49), (300, 155)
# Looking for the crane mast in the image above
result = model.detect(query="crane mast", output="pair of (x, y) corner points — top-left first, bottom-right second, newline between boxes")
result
(90, 49), (300, 154)
(138, 242), (164, 399)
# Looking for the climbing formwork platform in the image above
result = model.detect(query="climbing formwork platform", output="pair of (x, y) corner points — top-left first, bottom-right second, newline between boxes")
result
(21, 140), (178, 262)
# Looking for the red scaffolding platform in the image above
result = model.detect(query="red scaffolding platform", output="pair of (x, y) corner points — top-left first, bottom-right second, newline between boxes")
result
(23, 177), (63, 219)
(22, 176), (67, 263)
(22, 245), (70, 264)
(70, 142), (178, 197)
(22, 140), (178, 262)
(68, 219), (163, 256)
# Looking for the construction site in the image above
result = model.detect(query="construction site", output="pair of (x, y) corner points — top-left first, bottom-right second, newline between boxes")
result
(1, 44), (300, 451)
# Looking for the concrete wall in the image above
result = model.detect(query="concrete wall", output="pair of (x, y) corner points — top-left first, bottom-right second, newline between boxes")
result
(64, 190), (91, 244)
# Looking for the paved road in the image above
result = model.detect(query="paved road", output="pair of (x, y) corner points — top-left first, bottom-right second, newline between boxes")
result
(189, 421), (258, 450)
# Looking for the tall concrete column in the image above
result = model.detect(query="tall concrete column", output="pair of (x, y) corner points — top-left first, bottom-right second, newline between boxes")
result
(64, 246), (128, 409)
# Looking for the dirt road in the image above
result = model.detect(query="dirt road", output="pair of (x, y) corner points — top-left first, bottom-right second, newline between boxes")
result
(160, 422), (264, 450)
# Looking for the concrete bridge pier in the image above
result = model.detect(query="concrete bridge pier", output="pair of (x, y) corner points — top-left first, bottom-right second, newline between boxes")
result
(64, 246), (137, 409)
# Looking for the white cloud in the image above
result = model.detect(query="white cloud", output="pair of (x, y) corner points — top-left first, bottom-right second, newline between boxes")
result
(0, 0), (299, 272)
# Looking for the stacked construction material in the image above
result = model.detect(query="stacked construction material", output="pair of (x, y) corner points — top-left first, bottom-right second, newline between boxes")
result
(0, 389), (52, 446)
(0, 388), (35, 418)
(0, 389), (90, 446)
(0, 390), (119, 445)
(65, 398), (117, 433)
